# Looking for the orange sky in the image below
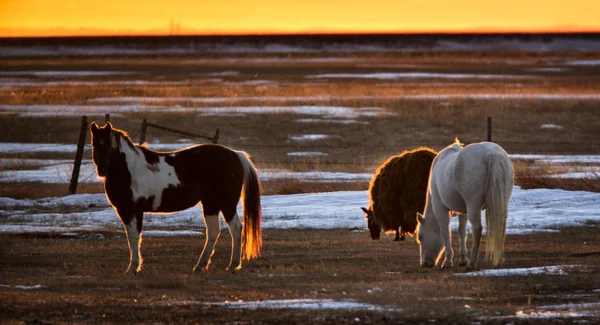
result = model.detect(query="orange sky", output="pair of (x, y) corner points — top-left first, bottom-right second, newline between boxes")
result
(1, 0), (599, 37)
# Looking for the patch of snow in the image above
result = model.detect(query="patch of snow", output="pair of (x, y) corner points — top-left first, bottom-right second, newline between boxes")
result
(0, 71), (137, 77)
(306, 72), (533, 80)
(2, 186), (600, 235)
(540, 124), (564, 129)
(142, 230), (203, 237)
(154, 298), (394, 311)
(286, 152), (329, 157)
(0, 104), (393, 118)
(454, 265), (583, 277)
(295, 118), (368, 125)
(205, 71), (240, 77)
(510, 154), (600, 164)
(565, 60), (600, 66)
(14, 285), (45, 290)
(288, 134), (329, 141)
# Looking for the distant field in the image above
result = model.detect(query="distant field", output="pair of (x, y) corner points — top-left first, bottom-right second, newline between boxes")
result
(1, 47), (600, 198)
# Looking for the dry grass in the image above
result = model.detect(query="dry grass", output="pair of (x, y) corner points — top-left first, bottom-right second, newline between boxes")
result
(2, 228), (600, 324)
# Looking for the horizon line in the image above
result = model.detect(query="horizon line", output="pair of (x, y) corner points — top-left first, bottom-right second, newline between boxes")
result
(2, 27), (600, 38)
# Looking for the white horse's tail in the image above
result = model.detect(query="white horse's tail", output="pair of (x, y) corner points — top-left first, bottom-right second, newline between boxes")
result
(484, 150), (514, 267)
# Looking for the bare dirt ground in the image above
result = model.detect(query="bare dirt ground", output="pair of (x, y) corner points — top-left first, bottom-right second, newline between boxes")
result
(2, 227), (600, 324)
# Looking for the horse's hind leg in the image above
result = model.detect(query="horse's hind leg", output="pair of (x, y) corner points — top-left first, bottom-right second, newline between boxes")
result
(194, 212), (221, 271)
(225, 212), (243, 271)
(457, 213), (469, 266)
(466, 208), (483, 271)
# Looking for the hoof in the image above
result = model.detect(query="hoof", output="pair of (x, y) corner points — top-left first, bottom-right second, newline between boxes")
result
(226, 264), (242, 273)
(465, 264), (477, 271)
(126, 266), (140, 275)
(458, 258), (469, 267)
(193, 265), (210, 273)
(441, 261), (453, 269)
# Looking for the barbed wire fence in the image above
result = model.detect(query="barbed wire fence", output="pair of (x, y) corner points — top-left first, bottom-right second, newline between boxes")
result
(1, 115), (599, 194)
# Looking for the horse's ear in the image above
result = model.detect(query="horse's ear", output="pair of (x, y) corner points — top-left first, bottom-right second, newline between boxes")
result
(105, 121), (113, 131)
(417, 213), (424, 224)
(90, 121), (99, 133)
(360, 207), (372, 217)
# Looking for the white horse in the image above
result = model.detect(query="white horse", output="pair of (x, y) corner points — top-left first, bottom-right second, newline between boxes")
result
(416, 140), (513, 270)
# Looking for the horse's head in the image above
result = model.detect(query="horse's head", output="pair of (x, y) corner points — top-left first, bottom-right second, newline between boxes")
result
(416, 212), (444, 268)
(90, 121), (115, 177)
(361, 207), (381, 240)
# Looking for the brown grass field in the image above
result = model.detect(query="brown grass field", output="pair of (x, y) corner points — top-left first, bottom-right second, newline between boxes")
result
(2, 228), (600, 324)
(1, 44), (600, 323)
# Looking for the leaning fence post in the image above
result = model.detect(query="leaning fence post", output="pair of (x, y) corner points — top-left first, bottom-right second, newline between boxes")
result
(487, 117), (492, 142)
(139, 119), (147, 145)
(69, 115), (88, 195)
(212, 128), (220, 144)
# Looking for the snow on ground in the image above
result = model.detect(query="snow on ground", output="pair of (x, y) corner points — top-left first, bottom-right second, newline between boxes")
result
(511, 154), (600, 164)
(0, 162), (371, 184)
(0, 71), (138, 77)
(454, 265), (583, 277)
(540, 124), (564, 129)
(306, 72), (533, 80)
(286, 152), (329, 157)
(0, 104), (393, 118)
(288, 134), (329, 141)
(565, 60), (600, 66)
(152, 298), (394, 311)
(0, 80), (219, 88)
(295, 118), (368, 125)
(2, 186), (600, 235)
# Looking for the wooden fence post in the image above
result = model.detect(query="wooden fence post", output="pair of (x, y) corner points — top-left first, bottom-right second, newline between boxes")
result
(139, 119), (147, 145)
(212, 128), (220, 144)
(69, 115), (88, 195)
(487, 117), (492, 142)
(105, 113), (110, 123)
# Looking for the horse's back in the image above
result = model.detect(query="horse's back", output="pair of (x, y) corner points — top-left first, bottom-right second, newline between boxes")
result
(156, 144), (245, 212)
(454, 142), (512, 208)
(172, 144), (243, 180)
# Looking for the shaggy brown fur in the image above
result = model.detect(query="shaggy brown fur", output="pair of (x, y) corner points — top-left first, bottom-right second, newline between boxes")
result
(362, 147), (437, 240)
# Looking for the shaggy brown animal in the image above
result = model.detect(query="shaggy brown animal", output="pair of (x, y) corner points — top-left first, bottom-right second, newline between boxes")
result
(361, 147), (437, 241)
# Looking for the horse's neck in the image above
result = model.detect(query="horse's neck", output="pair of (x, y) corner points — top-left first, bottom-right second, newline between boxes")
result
(110, 134), (145, 179)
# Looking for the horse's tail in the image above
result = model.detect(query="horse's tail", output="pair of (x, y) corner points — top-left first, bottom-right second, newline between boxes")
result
(484, 150), (514, 267)
(236, 151), (262, 260)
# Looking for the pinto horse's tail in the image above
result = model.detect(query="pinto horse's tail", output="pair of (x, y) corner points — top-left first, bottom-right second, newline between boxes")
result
(484, 149), (514, 267)
(236, 151), (262, 260)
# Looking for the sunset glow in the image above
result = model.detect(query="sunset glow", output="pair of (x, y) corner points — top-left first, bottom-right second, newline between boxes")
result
(1, 0), (599, 37)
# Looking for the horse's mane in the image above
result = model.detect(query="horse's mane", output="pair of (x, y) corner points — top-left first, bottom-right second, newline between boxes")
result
(450, 137), (464, 151)
(110, 126), (137, 152)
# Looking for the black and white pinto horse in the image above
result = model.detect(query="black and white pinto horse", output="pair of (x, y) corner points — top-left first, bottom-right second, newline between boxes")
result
(90, 122), (262, 274)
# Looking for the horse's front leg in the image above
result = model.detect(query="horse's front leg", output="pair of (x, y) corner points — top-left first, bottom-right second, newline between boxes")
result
(434, 205), (453, 269)
(118, 209), (144, 274)
(194, 213), (221, 271)
(457, 213), (469, 266)
(466, 208), (483, 271)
